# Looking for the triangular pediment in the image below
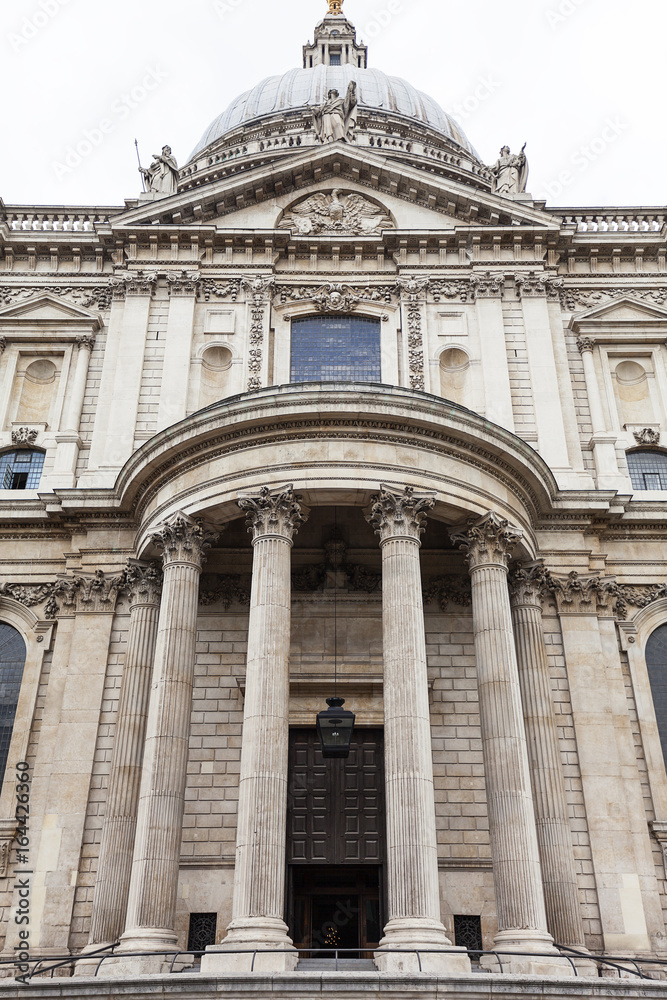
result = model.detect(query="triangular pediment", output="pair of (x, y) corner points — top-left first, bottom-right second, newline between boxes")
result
(0, 293), (100, 325)
(570, 296), (667, 331)
(113, 142), (560, 233)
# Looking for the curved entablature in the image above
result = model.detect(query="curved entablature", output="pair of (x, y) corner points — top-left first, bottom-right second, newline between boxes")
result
(105, 383), (562, 555)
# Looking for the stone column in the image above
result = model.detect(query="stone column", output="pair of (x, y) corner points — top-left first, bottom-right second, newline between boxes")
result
(86, 563), (163, 950)
(366, 486), (470, 975)
(202, 485), (306, 975)
(576, 337), (625, 491)
(452, 514), (571, 976)
(509, 564), (587, 950)
(110, 513), (215, 976)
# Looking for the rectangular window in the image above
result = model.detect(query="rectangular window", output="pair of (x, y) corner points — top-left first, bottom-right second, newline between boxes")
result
(291, 316), (381, 384)
(330, 53), (342, 65)
(453, 914), (483, 954)
(187, 913), (217, 952)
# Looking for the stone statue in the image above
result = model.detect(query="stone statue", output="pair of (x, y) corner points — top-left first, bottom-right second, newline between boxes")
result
(490, 144), (528, 196)
(139, 145), (179, 196)
(312, 82), (358, 143)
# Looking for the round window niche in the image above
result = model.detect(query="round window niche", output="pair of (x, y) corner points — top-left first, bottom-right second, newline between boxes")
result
(24, 359), (57, 383)
(202, 346), (233, 372)
(615, 360), (647, 385)
(440, 347), (470, 373)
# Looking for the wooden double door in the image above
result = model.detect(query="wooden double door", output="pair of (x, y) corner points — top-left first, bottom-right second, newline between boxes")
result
(286, 728), (386, 957)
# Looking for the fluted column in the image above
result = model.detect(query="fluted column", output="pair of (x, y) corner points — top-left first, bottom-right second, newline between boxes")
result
(111, 514), (216, 975)
(202, 485), (306, 975)
(367, 486), (470, 975)
(509, 564), (587, 950)
(452, 514), (571, 976)
(87, 563), (163, 949)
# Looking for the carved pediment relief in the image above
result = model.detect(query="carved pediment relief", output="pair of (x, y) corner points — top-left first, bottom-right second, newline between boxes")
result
(277, 189), (395, 236)
(0, 292), (101, 326)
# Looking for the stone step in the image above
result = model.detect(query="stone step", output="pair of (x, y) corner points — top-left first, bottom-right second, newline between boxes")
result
(296, 958), (376, 972)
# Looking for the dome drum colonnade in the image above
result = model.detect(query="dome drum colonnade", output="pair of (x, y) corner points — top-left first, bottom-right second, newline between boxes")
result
(80, 385), (585, 978)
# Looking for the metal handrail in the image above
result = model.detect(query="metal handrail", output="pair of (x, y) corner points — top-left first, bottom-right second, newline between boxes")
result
(7, 943), (667, 982)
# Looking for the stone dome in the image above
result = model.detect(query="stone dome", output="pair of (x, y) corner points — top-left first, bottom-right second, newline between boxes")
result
(189, 64), (477, 160)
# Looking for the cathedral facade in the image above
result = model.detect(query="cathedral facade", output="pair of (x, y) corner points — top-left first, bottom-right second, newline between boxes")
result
(0, 2), (667, 992)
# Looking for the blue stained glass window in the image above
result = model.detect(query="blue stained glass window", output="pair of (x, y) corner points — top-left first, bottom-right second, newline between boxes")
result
(0, 624), (26, 791)
(646, 624), (667, 768)
(0, 450), (45, 490)
(291, 316), (381, 384)
(627, 450), (667, 491)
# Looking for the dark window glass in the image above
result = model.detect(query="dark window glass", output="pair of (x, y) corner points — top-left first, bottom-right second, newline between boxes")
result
(187, 912), (217, 952)
(330, 53), (342, 65)
(0, 451), (45, 491)
(453, 914), (483, 954)
(627, 450), (667, 491)
(0, 624), (27, 791)
(291, 316), (381, 384)
(647, 625), (667, 768)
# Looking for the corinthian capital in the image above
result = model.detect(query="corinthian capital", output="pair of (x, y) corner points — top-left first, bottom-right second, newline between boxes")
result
(509, 562), (550, 607)
(238, 484), (308, 542)
(150, 512), (218, 569)
(366, 485), (435, 543)
(450, 512), (523, 570)
(123, 561), (163, 606)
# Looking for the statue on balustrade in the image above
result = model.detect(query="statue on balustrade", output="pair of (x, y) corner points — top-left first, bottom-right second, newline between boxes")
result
(312, 82), (358, 143)
(490, 143), (529, 195)
(139, 145), (179, 196)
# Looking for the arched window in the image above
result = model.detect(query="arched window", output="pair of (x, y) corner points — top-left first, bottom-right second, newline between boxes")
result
(291, 316), (381, 383)
(646, 624), (667, 768)
(0, 624), (27, 789)
(0, 450), (45, 490)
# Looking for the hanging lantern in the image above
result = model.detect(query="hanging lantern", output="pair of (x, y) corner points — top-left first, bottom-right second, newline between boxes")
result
(316, 697), (355, 758)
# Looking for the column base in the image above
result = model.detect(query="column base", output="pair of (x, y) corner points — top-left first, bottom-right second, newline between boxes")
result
(97, 927), (181, 978)
(480, 929), (575, 977)
(200, 917), (298, 974)
(374, 917), (471, 975)
(73, 942), (116, 978)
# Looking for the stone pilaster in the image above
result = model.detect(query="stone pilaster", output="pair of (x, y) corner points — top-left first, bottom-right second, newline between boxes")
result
(86, 563), (163, 951)
(576, 337), (624, 490)
(202, 486), (306, 974)
(367, 486), (470, 975)
(452, 515), (571, 976)
(110, 514), (216, 976)
(509, 564), (588, 951)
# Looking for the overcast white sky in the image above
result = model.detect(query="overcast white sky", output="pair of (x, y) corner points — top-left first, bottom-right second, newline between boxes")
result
(0, 0), (664, 209)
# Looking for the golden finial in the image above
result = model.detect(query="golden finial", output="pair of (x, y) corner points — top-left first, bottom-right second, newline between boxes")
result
(327, 0), (344, 14)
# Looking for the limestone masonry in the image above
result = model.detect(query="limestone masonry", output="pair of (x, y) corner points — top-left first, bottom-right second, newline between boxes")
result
(0, 2), (667, 997)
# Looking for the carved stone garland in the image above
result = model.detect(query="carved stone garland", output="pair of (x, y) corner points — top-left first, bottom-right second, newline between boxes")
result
(242, 278), (275, 392)
(396, 278), (429, 392)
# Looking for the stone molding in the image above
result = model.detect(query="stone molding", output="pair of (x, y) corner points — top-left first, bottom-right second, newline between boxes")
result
(451, 512), (523, 571)
(275, 282), (394, 309)
(561, 286), (667, 312)
(650, 820), (667, 877)
(238, 484), (308, 543)
(515, 272), (564, 299)
(150, 512), (218, 569)
(11, 427), (38, 448)
(0, 583), (59, 620)
(366, 484), (435, 544)
(430, 279), (475, 303)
